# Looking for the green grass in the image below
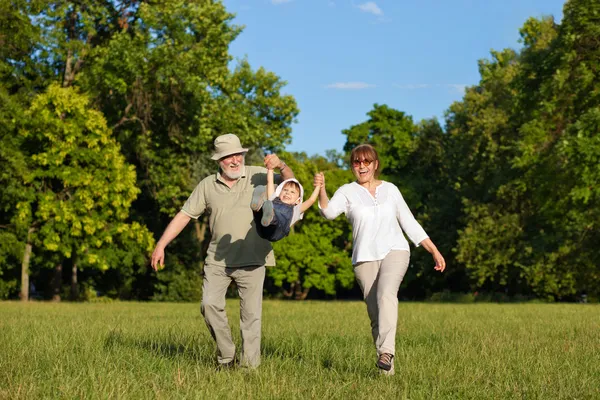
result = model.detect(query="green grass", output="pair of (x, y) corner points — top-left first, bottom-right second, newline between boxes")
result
(1, 301), (599, 399)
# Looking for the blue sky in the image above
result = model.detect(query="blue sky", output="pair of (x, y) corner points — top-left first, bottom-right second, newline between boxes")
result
(223, 0), (566, 156)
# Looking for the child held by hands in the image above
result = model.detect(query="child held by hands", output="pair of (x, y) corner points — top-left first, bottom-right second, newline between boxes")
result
(250, 168), (320, 242)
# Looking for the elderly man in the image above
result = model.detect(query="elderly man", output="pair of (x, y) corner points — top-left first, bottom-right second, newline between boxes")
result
(151, 133), (294, 368)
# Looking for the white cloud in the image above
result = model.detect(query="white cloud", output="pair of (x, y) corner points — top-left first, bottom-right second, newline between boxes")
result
(325, 82), (376, 90)
(272, 0), (292, 4)
(447, 84), (468, 94)
(394, 83), (468, 93)
(357, 2), (383, 16)
(394, 84), (431, 90)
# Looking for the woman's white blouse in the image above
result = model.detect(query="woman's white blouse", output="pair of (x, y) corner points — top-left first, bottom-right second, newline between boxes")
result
(320, 181), (429, 265)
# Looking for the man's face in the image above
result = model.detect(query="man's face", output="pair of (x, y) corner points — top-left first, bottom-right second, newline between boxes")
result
(219, 153), (245, 180)
(279, 183), (301, 205)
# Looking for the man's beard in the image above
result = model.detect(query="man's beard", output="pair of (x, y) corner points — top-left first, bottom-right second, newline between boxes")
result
(222, 160), (245, 180)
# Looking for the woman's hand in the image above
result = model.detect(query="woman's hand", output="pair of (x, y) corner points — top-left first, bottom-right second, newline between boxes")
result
(432, 251), (446, 272)
(313, 172), (325, 189)
(419, 238), (446, 272)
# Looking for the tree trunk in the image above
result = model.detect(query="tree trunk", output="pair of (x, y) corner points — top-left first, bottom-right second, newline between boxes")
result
(282, 281), (295, 299)
(19, 227), (34, 302)
(63, 48), (74, 87)
(70, 255), (79, 301)
(52, 263), (63, 302)
(62, 6), (79, 87)
(282, 281), (310, 300)
(297, 287), (310, 301)
(294, 282), (310, 301)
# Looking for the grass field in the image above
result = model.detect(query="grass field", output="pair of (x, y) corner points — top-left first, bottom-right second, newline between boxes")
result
(1, 301), (599, 399)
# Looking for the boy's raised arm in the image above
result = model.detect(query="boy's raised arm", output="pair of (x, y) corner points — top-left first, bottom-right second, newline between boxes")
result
(266, 169), (275, 199)
(300, 184), (320, 213)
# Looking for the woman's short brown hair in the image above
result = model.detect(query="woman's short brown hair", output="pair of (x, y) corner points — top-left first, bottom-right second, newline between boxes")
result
(350, 144), (381, 176)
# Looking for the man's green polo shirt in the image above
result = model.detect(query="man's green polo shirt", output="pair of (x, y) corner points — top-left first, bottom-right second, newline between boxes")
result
(181, 166), (276, 267)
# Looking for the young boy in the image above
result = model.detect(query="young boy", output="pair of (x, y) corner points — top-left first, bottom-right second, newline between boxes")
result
(250, 168), (320, 242)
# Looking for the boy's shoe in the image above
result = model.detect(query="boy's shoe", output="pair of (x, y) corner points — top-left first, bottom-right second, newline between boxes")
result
(261, 200), (275, 226)
(377, 353), (394, 375)
(251, 186), (267, 211)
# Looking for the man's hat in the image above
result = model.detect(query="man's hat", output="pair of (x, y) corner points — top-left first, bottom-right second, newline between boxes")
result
(211, 134), (249, 160)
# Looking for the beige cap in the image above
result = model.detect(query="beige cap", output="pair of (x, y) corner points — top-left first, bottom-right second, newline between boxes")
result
(211, 134), (249, 160)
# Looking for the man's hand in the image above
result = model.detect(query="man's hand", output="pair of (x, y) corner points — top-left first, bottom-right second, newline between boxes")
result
(264, 154), (282, 170)
(151, 245), (165, 271)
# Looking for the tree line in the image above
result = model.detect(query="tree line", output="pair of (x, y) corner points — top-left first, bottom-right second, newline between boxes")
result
(1, 0), (598, 302)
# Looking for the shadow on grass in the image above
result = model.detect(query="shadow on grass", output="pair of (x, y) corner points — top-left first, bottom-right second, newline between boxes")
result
(262, 330), (446, 376)
(103, 329), (215, 365)
(262, 334), (379, 375)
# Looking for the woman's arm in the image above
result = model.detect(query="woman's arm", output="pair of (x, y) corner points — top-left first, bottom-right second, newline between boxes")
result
(394, 186), (429, 246)
(314, 172), (329, 209)
(314, 172), (346, 220)
(419, 237), (446, 272)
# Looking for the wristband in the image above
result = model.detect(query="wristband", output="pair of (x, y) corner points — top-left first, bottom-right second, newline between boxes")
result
(280, 162), (287, 171)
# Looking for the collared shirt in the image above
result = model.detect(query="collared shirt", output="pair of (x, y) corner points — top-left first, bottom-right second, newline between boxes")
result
(320, 181), (429, 265)
(181, 166), (277, 267)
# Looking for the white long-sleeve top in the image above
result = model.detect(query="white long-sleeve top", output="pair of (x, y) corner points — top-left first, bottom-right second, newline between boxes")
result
(320, 181), (429, 265)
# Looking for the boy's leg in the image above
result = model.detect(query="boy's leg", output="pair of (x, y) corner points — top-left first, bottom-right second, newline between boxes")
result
(201, 263), (236, 365)
(261, 200), (276, 226)
(268, 204), (293, 241)
(251, 185), (267, 211)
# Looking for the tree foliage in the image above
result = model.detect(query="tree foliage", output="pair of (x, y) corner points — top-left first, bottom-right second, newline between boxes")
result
(449, 0), (600, 299)
(17, 84), (154, 273)
(1, 0), (598, 301)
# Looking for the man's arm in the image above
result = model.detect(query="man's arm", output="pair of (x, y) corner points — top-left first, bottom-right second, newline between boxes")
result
(151, 211), (192, 270)
(300, 185), (320, 213)
(278, 161), (294, 181)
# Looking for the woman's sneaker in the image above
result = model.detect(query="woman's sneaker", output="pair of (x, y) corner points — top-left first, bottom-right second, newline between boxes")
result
(377, 353), (394, 376)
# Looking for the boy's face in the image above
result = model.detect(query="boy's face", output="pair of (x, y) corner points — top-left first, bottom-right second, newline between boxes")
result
(279, 183), (301, 205)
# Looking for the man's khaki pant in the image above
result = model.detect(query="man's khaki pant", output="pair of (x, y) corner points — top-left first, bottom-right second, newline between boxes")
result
(201, 264), (265, 368)
(353, 250), (410, 356)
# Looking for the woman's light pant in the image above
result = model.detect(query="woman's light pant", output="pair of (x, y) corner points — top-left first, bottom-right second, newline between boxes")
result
(354, 250), (410, 356)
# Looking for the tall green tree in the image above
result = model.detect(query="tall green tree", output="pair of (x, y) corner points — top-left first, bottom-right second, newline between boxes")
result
(450, 0), (600, 299)
(65, 0), (298, 298)
(15, 84), (154, 300)
(0, 0), (51, 300)
(1, 0), (299, 299)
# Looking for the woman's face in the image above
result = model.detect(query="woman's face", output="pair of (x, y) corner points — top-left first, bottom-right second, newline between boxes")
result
(351, 157), (378, 184)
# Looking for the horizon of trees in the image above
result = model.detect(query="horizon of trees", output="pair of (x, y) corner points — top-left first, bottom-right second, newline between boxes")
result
(1, 0), (598, 302)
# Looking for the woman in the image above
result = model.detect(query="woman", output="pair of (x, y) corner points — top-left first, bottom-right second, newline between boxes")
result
(314, 144), (445, 375)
